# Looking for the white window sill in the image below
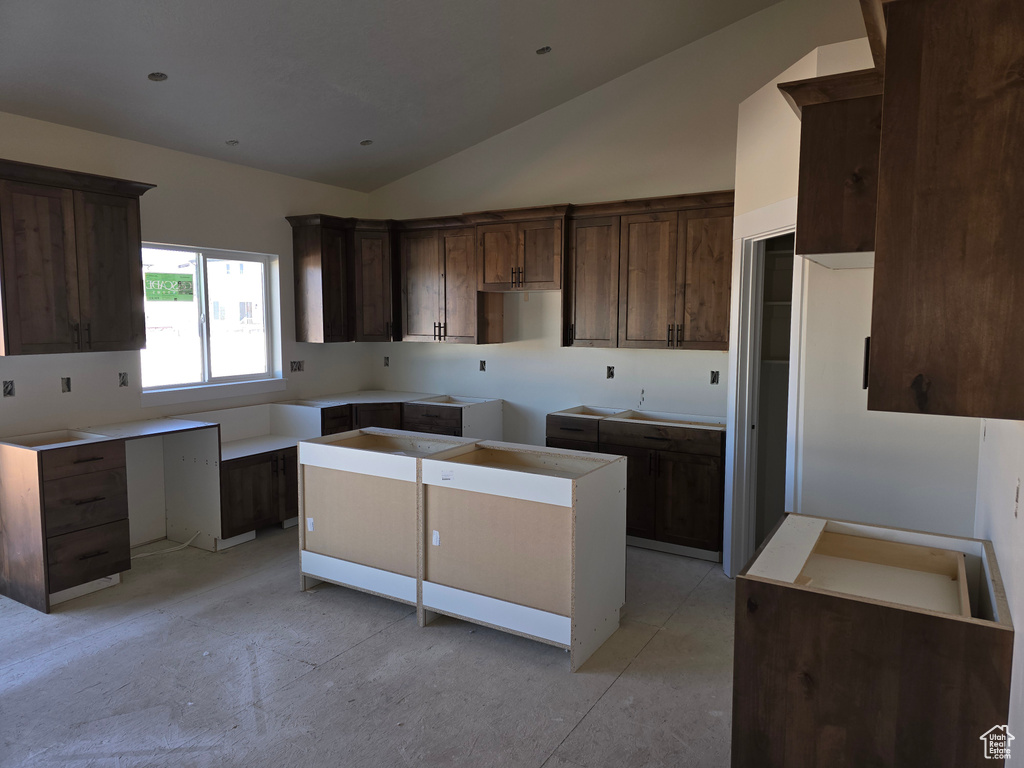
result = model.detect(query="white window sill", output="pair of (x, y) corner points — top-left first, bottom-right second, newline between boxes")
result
(141, 377), (288, 408)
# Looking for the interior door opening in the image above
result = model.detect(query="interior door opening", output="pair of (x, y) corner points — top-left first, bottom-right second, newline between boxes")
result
(753, 233), (794, 548)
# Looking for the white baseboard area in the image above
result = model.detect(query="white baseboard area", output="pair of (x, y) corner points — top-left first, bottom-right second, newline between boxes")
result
(50, 573), (121, 607)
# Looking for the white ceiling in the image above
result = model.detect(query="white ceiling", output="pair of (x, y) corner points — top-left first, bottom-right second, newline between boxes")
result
(0, 0), (779, 192)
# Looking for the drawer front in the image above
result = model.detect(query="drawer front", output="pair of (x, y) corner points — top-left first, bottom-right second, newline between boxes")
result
(401, 419), (462, 437)
(41, 440), (126, 481)
(43, 468), (129, 537)
(402, 403), (462, 428)
(321, 405), (353, 436)
(545, 437), (599, 453)
(47, 519), (131, 594)
(599, 421), (723, 456)
(545, 414), (599, 443)
(353, 403), (402, 430)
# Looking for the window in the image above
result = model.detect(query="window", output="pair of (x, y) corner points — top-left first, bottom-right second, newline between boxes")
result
(141, 244), (272, 390)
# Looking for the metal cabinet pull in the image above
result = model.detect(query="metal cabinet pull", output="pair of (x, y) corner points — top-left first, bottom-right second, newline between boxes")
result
(73, 456), (104, 465)
(675, 324), (682, 348)
(78, 550), (109, 561)
(667, 325), (673, 347)
(74, 496), (106, 506)
(517, 267), (523, 287)
(511, 267), (515, 286)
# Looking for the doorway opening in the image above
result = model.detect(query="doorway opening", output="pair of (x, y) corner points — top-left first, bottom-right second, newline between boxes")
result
(752, 233), (794, 548)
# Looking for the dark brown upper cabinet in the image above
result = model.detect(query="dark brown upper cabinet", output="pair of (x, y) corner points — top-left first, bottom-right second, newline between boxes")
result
(565, 216), (620, 348)
(869, 0), (1024, 420)
(287, 215), (396, 344)
(470, 206), (568, 292)
(0, 159), (153, 356)
(563, 192), (733, 351)
(396, 219), (502, 345)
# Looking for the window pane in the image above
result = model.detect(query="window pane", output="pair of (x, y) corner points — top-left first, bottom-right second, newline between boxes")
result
(141, 248), (202, 387)
(206, 258), (268, 379)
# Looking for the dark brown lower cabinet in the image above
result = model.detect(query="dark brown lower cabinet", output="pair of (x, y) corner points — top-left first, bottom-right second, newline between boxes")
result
(320, 404), (352, 435)
(401, 402), (462, 436)
(595, 443), (657, 540)
(353, 402), (402, 430)
(655, 451), (722, 551)
(220, 447), (297, 539)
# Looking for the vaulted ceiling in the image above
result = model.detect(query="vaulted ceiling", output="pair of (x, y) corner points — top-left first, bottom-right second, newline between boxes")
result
(0, 0), (780, 191)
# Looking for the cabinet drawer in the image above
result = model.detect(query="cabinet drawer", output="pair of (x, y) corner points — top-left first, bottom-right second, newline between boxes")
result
(545, 437), (599, 453)
(599, 421), (723, 456)
(43, 468), (128, 537)
(401, 419), (462, 437)
(46, 519), (130, 594)
(545, 415), (599, 443)
(402, 403), (462, 427)
(321, 405), (353, 436)
(40, 440), (126, 481)
(353, 403), (402, 430)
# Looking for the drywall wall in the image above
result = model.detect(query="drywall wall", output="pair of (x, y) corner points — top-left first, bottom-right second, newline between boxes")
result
(975, 420), (1024, 740)
(0, 110), (375, 437)
(361, 0), (864, 444)
(797, 264), (980, 535)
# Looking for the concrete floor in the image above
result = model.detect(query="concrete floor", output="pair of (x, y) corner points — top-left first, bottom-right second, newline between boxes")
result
(0, 527), (735, 768)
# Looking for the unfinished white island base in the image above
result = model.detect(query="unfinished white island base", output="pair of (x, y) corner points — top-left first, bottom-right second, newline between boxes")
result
(420, 442), (626, 671)
(297, 429), (479, 605)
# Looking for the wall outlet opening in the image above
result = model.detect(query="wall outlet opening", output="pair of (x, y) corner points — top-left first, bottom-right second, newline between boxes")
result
(479, 360), (486, 372)
(606, 366), (615, 380)
(710, 370), (720, 385)
(290, 360), (305, 373)
(118, 372), (129, 387)
(384, 356), (390, 367)
(61, 377), (71, 393)
(3, 380), (14, 397)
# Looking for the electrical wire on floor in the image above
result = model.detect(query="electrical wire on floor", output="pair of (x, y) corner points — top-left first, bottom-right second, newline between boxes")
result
(131, 531), (201, 560)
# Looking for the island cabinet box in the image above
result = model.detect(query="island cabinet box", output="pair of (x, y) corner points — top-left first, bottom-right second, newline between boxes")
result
(420, 441), (627, 671)
(297, 428), (479, 604)
(732, 515), (1014, 768)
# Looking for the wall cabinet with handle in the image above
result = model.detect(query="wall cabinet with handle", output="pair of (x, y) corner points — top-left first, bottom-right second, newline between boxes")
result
(287, 215), (396, 344)
(472, 206), (568, 292)
(563, 193), (734, 350)
(0, 159), (153, 356)
(396, 220), (503, 345)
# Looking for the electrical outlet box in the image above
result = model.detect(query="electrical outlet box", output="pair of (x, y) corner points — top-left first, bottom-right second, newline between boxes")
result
(118, 372), (129, 387)
(290, 360), (305, 373)
(479, 361), (486, 372)
(384, 356), (389, 367)
(2, 380), (14, 397)
(61, 377), (71, 393)
(607, 366), (615, 380)
(710, 370), (720, 385)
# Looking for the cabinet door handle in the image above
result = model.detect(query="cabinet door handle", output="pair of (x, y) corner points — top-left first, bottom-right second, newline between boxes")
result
(73, 323), (81, 347)
(433, 322), (438, 340)
(560, 426), (584, 432)
(73, 456), (104, 465)
(676, 324), (682, 348)
(74, 496), (106, 506)
(667, 325), (673, 347)
(643, 435), (669, 441)
(862, 337), (870, 390)
(78, 550), (109, 561)
(569, 323), (575, 344)
(85, 323), (92, 347)
(511, 267), (515, 286)
(517, 267), (523, 287)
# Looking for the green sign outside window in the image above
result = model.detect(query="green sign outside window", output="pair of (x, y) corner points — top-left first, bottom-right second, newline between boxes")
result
(145, 273), (194, 301)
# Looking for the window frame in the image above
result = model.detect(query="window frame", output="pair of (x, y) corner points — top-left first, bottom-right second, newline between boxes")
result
(140, 242), (275, 393)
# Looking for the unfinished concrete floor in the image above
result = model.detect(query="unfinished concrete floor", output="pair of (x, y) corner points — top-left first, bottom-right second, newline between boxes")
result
(0, 526), (734, 768)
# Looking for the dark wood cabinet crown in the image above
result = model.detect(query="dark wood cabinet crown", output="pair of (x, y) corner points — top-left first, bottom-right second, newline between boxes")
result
(0, 159), (153, 356)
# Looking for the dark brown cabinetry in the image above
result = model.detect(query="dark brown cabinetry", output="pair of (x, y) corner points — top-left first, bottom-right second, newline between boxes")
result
(353, 402), (402, 430)
(401, 402), (463, 436)
(544, 409), (725, 553)
(867, 0), (1024, 420)
(473, 207), (567, 291)
(563, 193), (734, 350)
(396, 221), (503, 345)
(0, 160), (152, 356)
(220, 447), (297, 540)
(0, 438), (131, 613)
(320, 404), (353, 435)
(287, 215), (396, 344)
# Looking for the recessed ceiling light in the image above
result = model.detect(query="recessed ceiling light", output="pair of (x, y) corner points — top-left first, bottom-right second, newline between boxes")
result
(536, 46), (552, 55)
(360, 139), (373, 146)
(225, 139), (239, 146)
(147, 72), (168, 81)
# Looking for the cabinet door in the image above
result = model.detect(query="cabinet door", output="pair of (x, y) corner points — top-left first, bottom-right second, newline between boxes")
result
(292, 224), (347, 343)
(353, 402), (402, 429)
(600, 442), (657, 540)
(618, 212), (679, 348)
(440, 227), (479, 343)
(320, 227), (350, 342)
(220, 454), (277, 539)
(566, 216), (619, 347)
(353, 228), (393, 341)
(656, 451), (722, 551)
(74, 192), (146, 351)
(400, 230), (442, 341)
(680, 210), (732, 349)
(0, 181), (80, 354)
(520, 219), (562, 290)
(276, 447), (298, 523)
(478, 223), (516, 291)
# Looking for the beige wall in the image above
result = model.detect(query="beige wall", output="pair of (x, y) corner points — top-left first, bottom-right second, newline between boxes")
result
(0, 110), (374, 436)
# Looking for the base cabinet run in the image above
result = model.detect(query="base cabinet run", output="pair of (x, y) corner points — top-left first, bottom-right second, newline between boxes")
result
(732, 514), (1013, 768)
